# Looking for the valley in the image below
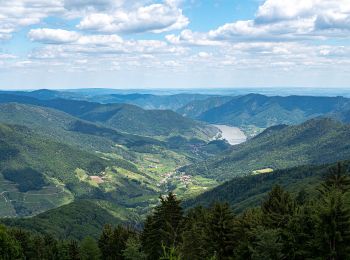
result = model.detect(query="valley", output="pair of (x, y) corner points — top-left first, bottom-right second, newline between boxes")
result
(2, 89), (350, 247)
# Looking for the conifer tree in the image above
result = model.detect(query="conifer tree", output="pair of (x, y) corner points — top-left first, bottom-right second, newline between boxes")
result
(141, 192), (183, 259)
(261, 185), (296, 228)
(80, 236), (101, 260)
(181, 206), (211, 260)
(315, 190), (350, 259)
(206, 203), (235, 259)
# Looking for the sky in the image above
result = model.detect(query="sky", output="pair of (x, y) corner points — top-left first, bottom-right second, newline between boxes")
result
(1, 0), (350, 89)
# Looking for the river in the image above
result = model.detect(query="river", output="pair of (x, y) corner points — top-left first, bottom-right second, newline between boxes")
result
(213, 124), (247, 145)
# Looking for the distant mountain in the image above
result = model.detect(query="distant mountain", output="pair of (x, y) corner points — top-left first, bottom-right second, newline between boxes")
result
(184, 160), (349, 213)
(2, 90), (215, 110)
(0, 103), (165, 153)
(177, 96), (233, 118)
(89, 93), (214, 110)
(179, 94), (350, 128)
(181, 118), (350, 181)
(0, 94), (218, 139)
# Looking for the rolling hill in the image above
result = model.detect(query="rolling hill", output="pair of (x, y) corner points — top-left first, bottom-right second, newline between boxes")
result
(1, 200), (121, 240)
(0, 123), (111, 217)
(0, 94), (218, 140)
(179, 94), (350, 128)
(181, 118), (350, 181)
(184, 159), (350, 213)
(177, 95), (233, 118)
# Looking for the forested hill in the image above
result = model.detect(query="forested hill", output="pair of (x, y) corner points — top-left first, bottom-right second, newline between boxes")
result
(181, 118), (350, 181)
(184, 160), (350, 212)
(178, 93), (350, 127)
(0, 94), (217, 139)
(0, 123), (114, 217)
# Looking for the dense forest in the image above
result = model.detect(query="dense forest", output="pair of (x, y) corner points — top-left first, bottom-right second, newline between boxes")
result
(1, 163), (350, 259)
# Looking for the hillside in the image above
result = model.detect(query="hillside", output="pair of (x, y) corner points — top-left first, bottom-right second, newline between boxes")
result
(1, 200), (121, 240)
(0, 123), (112, 217)
(177, 96), (233, 118)
(0, 94), (218, 140)
(181, 118), (350, 181)
(3, 90), (214, 110)
(180, 94), (350, 127)
(0, 103), (169, 154)
(88, 93), (213, 110)
(184, 160), (350, 213)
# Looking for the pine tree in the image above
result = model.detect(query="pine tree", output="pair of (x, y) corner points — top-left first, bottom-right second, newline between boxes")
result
(232, 208), (263, 259)
(320, 163), (350, 194)
(206, 203), (236, 259)
(68, 240), (81, 260)
(261, 185), (296, 228)
(98, 224), (133, 260)
(123, 235), (146, 260)
(0, 225), (22, 259)
(180, 206), (211, 260)
(315, 190), (350, 259)
(98, 224), (114, 259)
(141, 192), (183, 259)
(80, 236), (101, 260)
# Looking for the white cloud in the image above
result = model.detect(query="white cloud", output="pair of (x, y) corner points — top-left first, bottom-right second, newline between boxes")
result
(77, 1), (189, 33)
(0, 0), (63, 40)
(166, 29), (223, 46)
(28, 28), (80, 44)
(208, 0), (350, 42)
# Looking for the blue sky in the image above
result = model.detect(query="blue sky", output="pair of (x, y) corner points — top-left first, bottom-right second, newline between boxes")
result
(1, 0), (350, 89)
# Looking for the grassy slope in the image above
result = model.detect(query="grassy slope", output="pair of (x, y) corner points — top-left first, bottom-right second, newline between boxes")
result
(184, 160), (350, 213)
(182, 118), (350, 181)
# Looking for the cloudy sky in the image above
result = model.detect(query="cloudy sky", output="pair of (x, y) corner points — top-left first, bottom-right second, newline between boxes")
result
(1, 0), (350, 89)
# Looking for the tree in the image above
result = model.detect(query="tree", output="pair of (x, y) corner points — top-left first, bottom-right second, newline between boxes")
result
(320, 163), (350, 194)
(206, 203), (236, 259)
(180, 206), (211, 260)
(123, 236), (146, 260)
(261, 185), (296, 228)
(80, 236), (101, 260)
(141, 192), (183, 259)
(315, 190), (350, 259)
(0, 225), (22, 259)
(68, 240), (81, 260)
(251, 227), (284, 260)
(98, 224), (134, 260)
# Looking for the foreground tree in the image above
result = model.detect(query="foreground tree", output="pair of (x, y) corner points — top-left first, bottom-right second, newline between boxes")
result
(141, 192), (183, 259)
(80, 236), (101, 260)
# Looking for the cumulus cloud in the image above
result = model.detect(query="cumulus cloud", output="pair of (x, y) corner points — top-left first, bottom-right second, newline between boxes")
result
(0, 0), (63, 40)
(0, 0), (188, 40)
(28, 29), (80, 44)
(77, 1), (189, 33)
(208, 0), (350, 41)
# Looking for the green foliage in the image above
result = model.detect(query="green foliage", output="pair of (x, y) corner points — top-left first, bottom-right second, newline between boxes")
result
(0, 225), (22, 259)
(80, 236), (101, 260)
(183, 118), (350, 181)
(0, 164), (350, 259)
(98, 224), (134, 260)
(196, 94), (350, 127)
(2, 168), (47, 192)
(2, 200), (121, 240)
(123, 236), (146, 260)
(141, 193), (183, 259)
